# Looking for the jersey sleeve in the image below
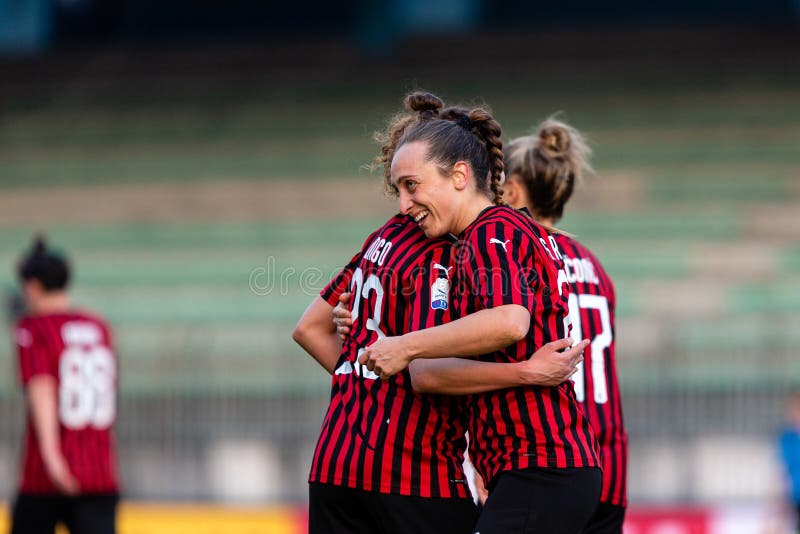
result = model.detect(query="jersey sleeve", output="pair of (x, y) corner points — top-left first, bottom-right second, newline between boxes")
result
(460, 222), (537, 312)
(320, 251), (359, 306)
(406, 244), (453, 332)
(15, 320), (56, 385)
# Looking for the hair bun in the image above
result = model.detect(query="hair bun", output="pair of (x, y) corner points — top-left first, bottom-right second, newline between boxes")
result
(32, 234), (48, 255)
(404, 92), (444, 117)
(538, 124), (570, 157)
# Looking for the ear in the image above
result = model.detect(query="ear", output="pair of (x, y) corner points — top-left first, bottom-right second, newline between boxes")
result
(504, 178), (524, 208)
(503, 179), (517, 204)
(22, 278), (43, 302)
(451, 161), (470, 191)
(26, 278), (42, 292)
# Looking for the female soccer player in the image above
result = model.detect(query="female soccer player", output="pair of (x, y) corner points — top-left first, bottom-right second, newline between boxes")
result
(293, 93), (588, 534)
(11, 237), (120, 534)
(357, 93), (601, 533)
(503, 119), (627, 533)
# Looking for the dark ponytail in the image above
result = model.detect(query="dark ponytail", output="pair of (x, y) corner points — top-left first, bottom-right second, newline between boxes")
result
(17, 235), (70, 291)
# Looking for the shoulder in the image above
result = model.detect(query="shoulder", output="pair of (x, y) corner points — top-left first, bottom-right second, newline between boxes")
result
(464, 207), (543, 255)
(72, 309), (108, 326)
(15, 314), (35, 330)
(554, 233), (591, 260)
(556, 234), (612, 277)
(385, 217), (449, 265)
(14, 314), (51, 338)
(14, 316), (37, 348)
(65, 310), (113, 343)
(457, 227), (536, 277)
(365, 214), (427, 252)
(471, 205), (530, 229)
(362, 216), (449, 275)
(479, 207), (553, 249)
(464, 206), (530, 239)
(357, 214), (408, 249)
(381, 213), (417, 236)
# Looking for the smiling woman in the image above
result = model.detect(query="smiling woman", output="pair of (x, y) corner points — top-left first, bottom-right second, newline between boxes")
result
(357, 91), (603, 533)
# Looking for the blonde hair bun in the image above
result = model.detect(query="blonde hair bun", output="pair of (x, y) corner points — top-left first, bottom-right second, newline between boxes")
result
(537, 121), (572, 158)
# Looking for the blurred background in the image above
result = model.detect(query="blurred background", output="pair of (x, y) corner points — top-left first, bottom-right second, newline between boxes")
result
(1, 0), (799, 532)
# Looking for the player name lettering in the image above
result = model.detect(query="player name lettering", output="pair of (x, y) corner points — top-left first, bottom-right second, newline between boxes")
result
(364, 237), (393, 267)
(563, 256), (600, 285)
(539, 236), (564, 262)
(62, 321), (103, 346)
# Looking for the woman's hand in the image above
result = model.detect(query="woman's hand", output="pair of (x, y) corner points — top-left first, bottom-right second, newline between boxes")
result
(44, 452), (80, 496)
(332, 292), (352, 340)
(358, 336), (413, 379)
(474, 472), (489, 506)
(519, 338), (589, 387)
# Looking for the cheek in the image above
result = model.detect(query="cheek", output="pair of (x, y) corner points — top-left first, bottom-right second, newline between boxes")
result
(422, 187), (441, 211)
(428, 191), (448, 218)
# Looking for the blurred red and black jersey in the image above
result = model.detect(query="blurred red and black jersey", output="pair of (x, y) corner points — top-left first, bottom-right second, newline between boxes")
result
(15, 311), (120, 495)
(310, 214), (471, 499)
(451, 205), (599, 487)
(553, 232), (627, 507)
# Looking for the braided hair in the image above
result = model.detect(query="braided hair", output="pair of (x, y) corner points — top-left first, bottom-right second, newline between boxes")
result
(374, 91), (504, 204)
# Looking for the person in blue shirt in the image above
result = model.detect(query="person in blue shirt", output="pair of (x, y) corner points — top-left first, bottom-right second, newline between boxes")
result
(779, 393), (800, 533)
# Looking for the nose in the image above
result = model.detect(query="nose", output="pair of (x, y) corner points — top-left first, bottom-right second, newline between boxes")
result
(398, 191), (414, 215)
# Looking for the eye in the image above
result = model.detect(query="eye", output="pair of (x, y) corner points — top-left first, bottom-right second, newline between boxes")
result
(405, 180), (418, 192)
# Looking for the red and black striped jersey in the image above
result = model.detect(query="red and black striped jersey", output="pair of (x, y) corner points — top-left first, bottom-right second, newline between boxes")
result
(310, 214), (471, 499)
(451, 206), (599, 487)
(553, 232), (627, 506)
(15, 311), (120, 495)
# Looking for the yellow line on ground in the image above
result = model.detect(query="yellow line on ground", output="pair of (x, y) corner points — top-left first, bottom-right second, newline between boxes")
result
(1, 502), (303, 534)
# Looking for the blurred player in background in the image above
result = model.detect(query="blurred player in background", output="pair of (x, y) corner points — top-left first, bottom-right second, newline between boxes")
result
(356, 93), (601, 533)
(500, 118), (627, 533)
(778, 392), (800, 533)
(293, 92), (587, 534)
(10, 237), (120, 534)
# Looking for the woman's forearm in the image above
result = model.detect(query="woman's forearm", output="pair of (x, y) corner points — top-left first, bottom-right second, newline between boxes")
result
(292, 296), (343, 374)
(27, 376), (62, 463)
(28, 376), (81, 495)
(404, 304), (530, 361)
(409, 338), (587, 395)
(409, 358), (523, 395)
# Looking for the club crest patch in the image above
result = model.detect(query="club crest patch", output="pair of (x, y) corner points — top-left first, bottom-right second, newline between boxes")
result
(431, 277), (449, 310)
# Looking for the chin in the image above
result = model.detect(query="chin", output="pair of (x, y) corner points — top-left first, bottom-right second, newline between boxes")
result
(423, 227), (446, 239)
(418, 216), (447, 238)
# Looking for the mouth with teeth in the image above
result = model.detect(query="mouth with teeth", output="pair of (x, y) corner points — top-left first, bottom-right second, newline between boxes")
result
(413, 210), (429, 226)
